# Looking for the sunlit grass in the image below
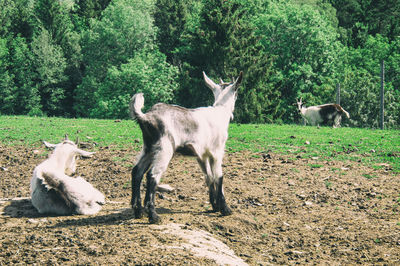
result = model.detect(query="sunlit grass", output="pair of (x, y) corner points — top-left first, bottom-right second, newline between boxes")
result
(1, 115), (399, 172)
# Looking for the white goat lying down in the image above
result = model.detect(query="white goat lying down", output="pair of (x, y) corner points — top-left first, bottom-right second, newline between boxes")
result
(296, 98), (350, 128)
(129, 71), (243, 224)
(30, 136), (105, 215)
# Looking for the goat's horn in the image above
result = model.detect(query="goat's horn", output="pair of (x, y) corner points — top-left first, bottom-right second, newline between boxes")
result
(219, 78), (224, 84)
(64, 134), (69, 140)
(76, 136), (80, 147)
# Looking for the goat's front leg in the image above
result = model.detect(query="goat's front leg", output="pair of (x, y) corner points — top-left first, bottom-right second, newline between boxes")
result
(210, 154), (232, 216)
(131, 154), (151, 219)
(197, 158), (218, 212)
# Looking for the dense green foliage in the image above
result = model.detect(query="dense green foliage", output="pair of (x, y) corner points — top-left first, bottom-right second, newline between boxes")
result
(0, 0), (399, 127)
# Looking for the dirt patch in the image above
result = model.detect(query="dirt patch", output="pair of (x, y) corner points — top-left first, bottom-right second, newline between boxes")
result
(0, 145), (399, 264)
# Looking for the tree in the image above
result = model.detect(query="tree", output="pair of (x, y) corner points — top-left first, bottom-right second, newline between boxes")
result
(254, 1), (344, 122)
(2, 36), (42, 115)
(175, 0), (281, 123)
(331, 0), (400, 47)
(31, 30), (67, 116)
(90, 50), (179, 119)
(34, 0), (83, 116)
(340, 35), (400, 128)
(153, 0), (188, 64)
(75, 0), (178, 118)
(0, 37), (15, 114)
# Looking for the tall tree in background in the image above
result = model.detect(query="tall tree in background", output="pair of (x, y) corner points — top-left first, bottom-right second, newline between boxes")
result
(76, 0), (178, 118)
(34, 0), (82, 116)
(153, 0), (187, 64)
(175, 0), (281, 123)
(331, 0), (400, 47)
(31, 29), (67, 116)
(254, 1), (343, 122)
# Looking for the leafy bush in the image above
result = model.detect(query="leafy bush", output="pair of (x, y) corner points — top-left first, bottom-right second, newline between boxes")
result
(90, 50), (179, 119)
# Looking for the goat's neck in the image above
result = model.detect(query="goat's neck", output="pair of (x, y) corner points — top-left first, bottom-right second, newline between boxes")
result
(213, 95), (236, 120)
(48, 150), (73, 173)
(299, 106), (308, 116)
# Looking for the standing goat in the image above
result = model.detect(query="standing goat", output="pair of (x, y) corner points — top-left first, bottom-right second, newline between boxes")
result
(296, 98), (350, 128)
(30, 135), (105, 215)
(129, 71), (243, 224)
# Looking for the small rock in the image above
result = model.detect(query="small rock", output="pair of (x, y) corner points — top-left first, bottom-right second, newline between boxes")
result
(305, 140), (311, 145)
(156, 184), (175, 193)
(287, 180), (296, 186)
(0, 167), (8, 171)
(304, 201), (313, 206)
(297, 194), (306, 200)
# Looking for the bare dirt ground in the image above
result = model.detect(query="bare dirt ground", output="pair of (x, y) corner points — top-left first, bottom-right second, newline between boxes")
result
(0, 144), (399, 265)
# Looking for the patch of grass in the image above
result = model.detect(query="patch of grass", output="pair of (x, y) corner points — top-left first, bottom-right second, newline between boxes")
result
(310, 164), (324, 169)
(228, 123), (399, 173)
(1, 116), (399, 172)
(363, 173), (377, 179)
(324, 180), (332, 189)
(122, 181), (131, 189)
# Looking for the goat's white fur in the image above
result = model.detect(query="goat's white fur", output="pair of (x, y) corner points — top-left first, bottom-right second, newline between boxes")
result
(129, 71), (243, 223)
(297, 98), (350, 128)
(30, 137), (105, 215)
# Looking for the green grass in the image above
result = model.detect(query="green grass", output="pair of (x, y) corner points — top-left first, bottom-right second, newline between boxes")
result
(0, 115), (399, 172)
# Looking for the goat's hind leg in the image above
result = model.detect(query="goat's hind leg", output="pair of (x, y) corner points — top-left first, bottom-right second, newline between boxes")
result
(131, 152), (151, 219)
(144, 141), (173, 224)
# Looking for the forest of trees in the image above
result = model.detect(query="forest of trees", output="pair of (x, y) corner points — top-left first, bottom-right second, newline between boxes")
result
(0, 0), (399, 128)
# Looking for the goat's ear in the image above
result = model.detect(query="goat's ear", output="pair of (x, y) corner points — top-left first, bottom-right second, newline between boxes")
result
(75, 149), (95, 158)
(235, 71), (243, 87)
(203, 71), (221, 97)
(43, 141), (57, 149)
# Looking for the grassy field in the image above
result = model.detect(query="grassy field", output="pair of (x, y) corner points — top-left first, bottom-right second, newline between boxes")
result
(0, 115), (399, 173)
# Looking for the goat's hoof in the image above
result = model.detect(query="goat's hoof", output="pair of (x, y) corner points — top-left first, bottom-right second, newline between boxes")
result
(133, 208), (144, 219)
(221, 206), (232, 216)
(149, 214), (161, 224)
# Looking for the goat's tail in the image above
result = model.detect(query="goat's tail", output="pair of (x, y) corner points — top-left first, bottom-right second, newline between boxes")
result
(129, 93), (145, 120)
(337, 105), (350, 119)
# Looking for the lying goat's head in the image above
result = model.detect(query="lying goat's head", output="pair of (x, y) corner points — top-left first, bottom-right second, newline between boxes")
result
(43, 135), (94, 176)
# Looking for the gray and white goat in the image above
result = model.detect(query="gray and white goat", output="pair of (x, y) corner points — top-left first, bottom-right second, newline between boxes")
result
(30, 136), (105, 215)
(129, 71), (243, 224)
(296, 98), (350, 128)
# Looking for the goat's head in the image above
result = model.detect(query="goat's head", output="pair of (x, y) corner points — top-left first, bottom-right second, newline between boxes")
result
(296, 97), (305, 112)
(203, 71), (243, 118)
(43, 135), (94, 176)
